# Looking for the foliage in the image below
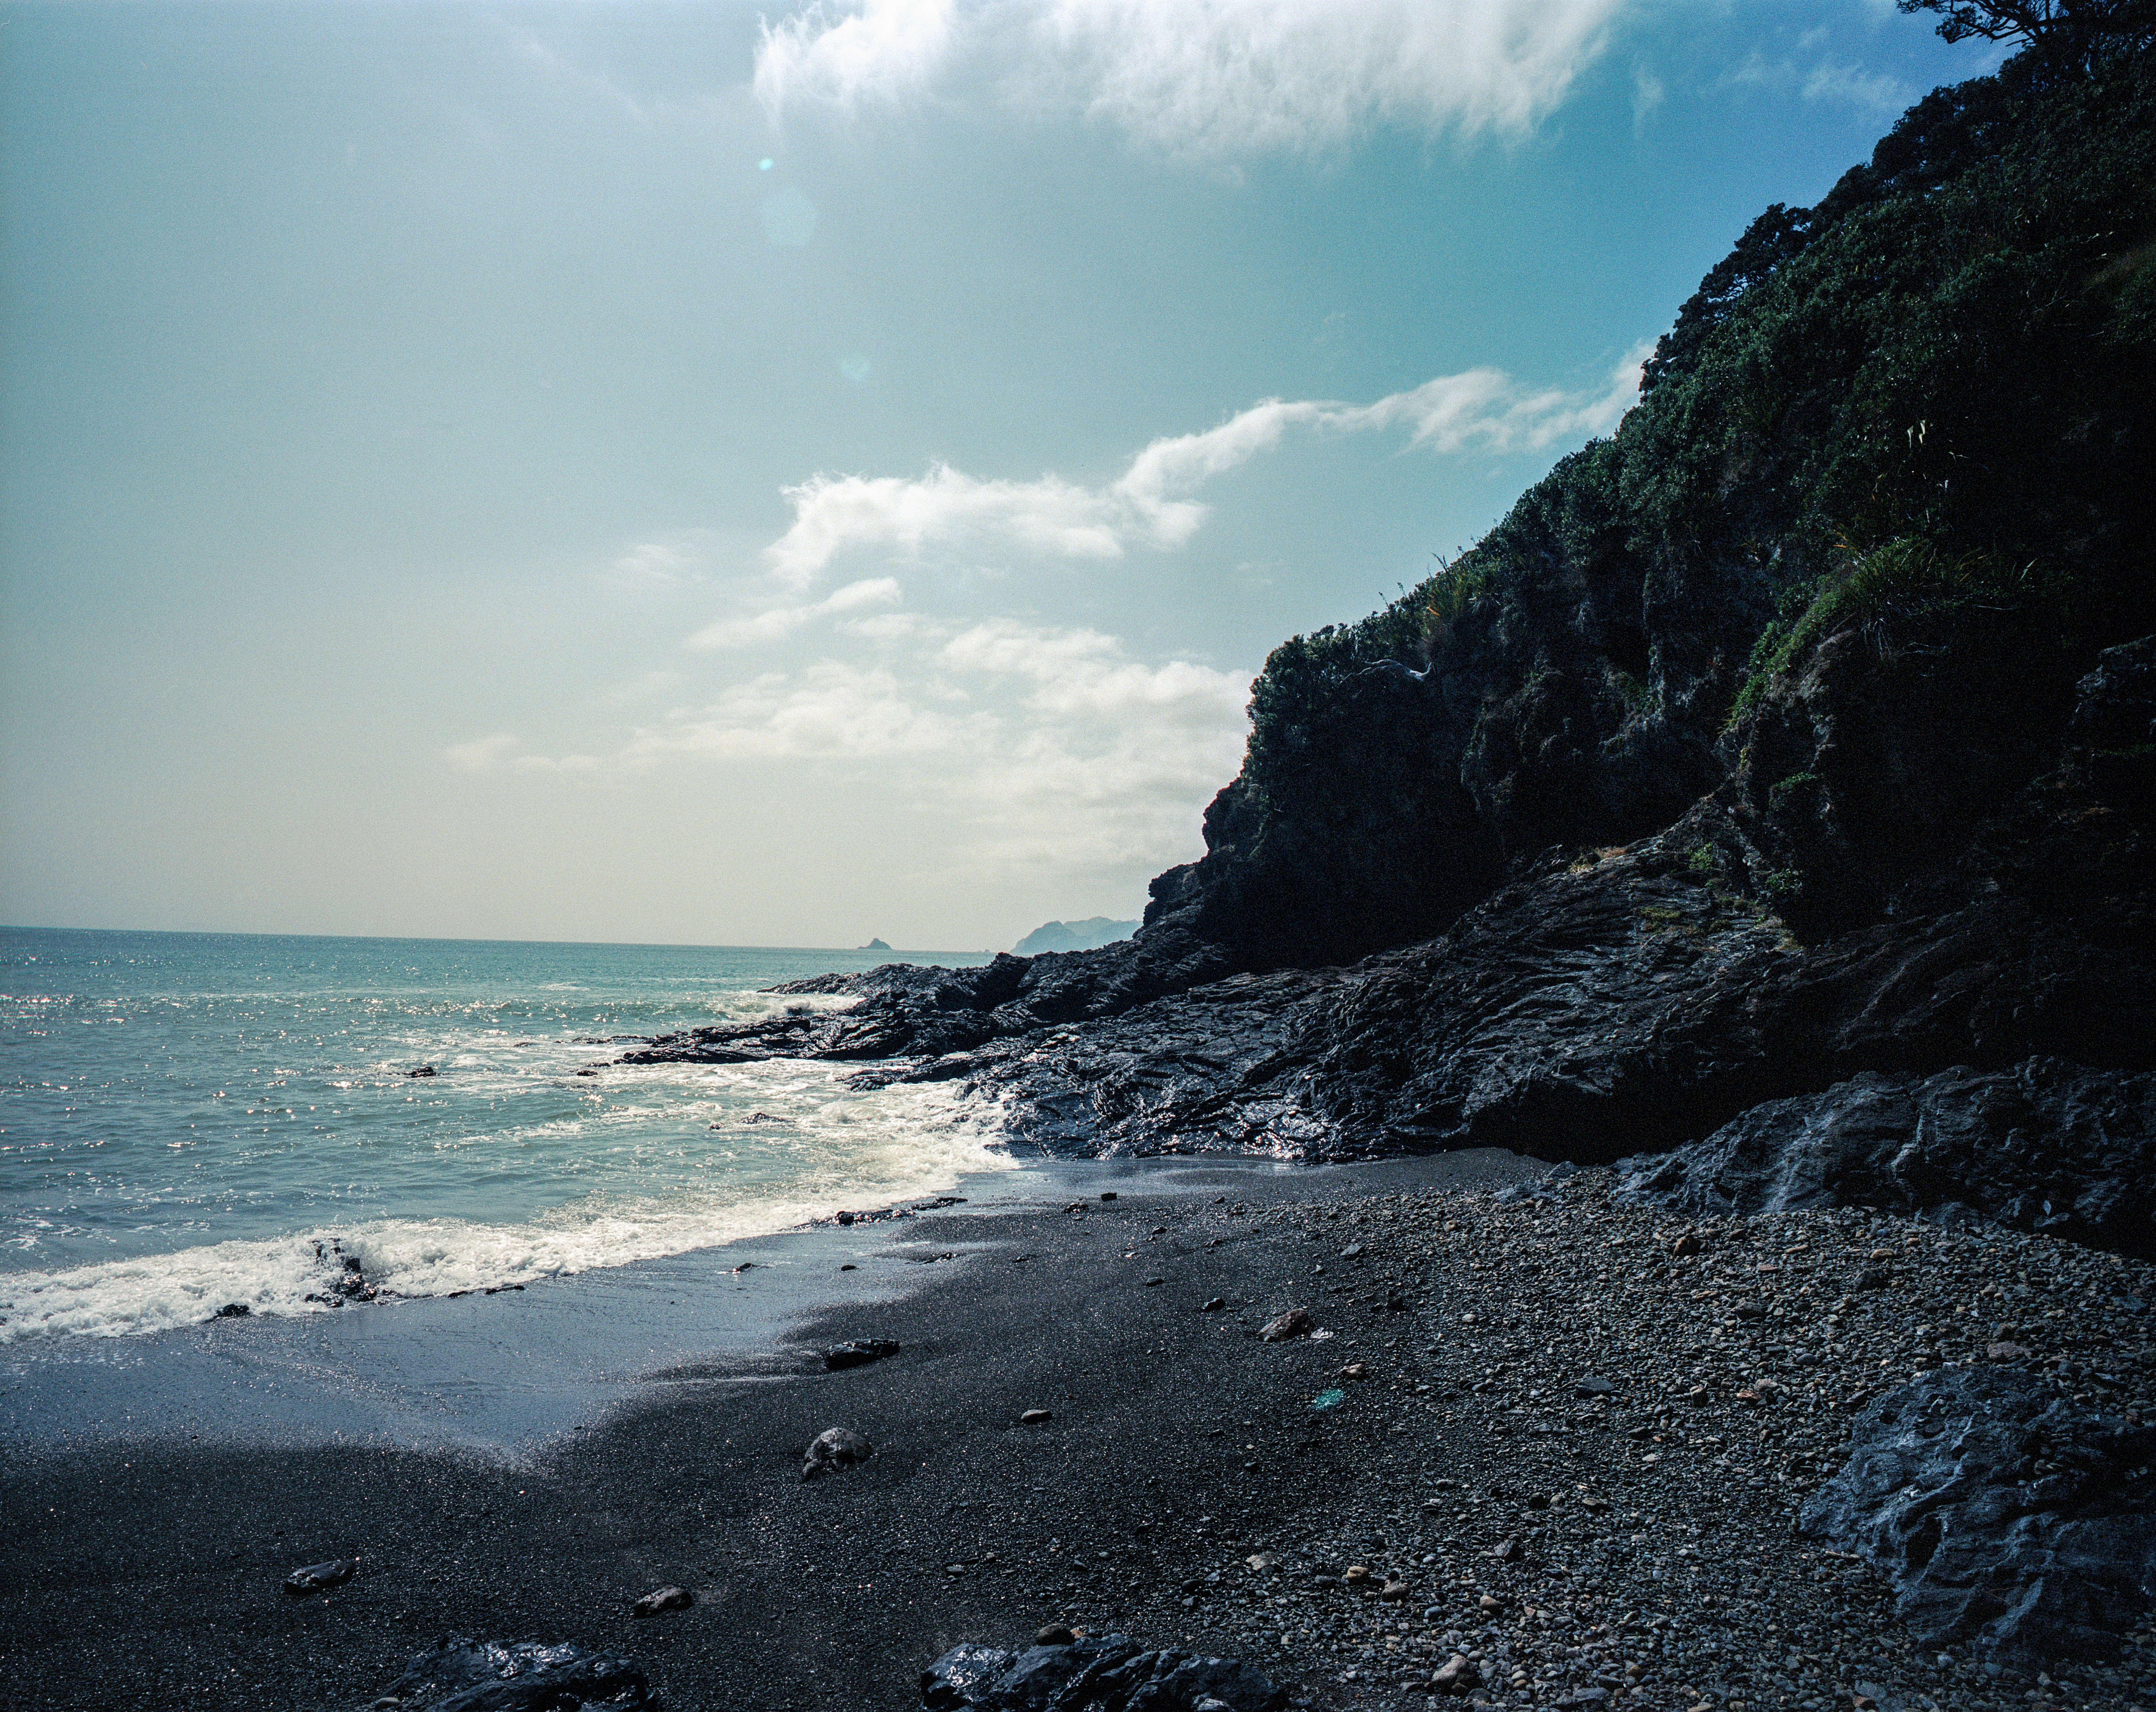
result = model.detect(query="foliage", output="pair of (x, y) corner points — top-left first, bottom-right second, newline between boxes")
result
(1723, 536), (2061, 726)
(1228, 37), (2155, 915)
(1897, 0), (2156, 70)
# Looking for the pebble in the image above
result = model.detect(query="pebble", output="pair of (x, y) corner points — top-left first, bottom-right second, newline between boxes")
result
(1124, 1171), (2156, 1712)
(1020, 1409), (1053, 1425)
(630, 1585), (693, 1618)
(282, 1558), (357, 1595)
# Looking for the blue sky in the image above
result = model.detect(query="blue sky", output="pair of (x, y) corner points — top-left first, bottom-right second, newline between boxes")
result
(0, 0), (1992, 949)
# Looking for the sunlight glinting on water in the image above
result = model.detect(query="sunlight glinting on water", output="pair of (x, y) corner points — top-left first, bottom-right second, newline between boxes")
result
(0, 930), (1007, 1343)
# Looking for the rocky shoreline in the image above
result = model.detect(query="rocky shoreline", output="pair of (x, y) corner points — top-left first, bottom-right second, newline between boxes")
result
(616, 640), (2153, 1212)
(578, 628), (2156, 1706)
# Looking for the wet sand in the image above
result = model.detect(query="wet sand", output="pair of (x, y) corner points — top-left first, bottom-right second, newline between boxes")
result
(0, 1150), (1535, 1711)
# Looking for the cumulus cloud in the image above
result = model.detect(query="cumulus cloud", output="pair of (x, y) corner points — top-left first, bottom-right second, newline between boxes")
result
(768, 347), (1647, 582)
(940, 618), (1247, 727)
(687, 575), (903, 649)
(930, 621), (1250, 870)
(623, 660), (981, 763)
(755, 0), (1631, 154)
(757, 0), (960, 111)
(767, 468), (1124, 586)
(460, 620), (1252, 883)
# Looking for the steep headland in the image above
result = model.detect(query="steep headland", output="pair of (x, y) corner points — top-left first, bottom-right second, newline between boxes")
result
(1012, 918), (1141, 956)
(627, 48), (2156, 1258)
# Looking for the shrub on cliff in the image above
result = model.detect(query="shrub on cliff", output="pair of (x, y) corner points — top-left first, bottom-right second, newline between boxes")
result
(1157, 38), (2155, 967)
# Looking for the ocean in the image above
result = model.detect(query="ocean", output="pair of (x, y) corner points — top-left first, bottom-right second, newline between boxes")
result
(0, 926), (1007, 1345)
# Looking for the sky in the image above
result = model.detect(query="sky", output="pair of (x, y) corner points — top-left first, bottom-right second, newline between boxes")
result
(0, 0), (1995, 951)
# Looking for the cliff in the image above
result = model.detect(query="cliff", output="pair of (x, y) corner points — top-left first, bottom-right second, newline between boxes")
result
(625, 43), (2156, 1248)
(1147, 47), (2155, 965)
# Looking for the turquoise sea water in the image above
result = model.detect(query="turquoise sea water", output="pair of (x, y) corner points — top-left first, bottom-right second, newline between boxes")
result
(0, 927), (1003, 1343)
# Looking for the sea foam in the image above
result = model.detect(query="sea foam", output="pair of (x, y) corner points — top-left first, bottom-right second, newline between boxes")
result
(0, 1076), (1009, 1343)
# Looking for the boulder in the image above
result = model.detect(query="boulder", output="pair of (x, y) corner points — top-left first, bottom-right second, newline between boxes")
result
(1797, 1369), (2156, 1658)
(823, 1339), (901, 1371)
(372, 1634), (657, 1710)
(1612, 1058), (2156, 1257)
(802, 1426), (875, 1480)
(282, 1558), (356, 1595)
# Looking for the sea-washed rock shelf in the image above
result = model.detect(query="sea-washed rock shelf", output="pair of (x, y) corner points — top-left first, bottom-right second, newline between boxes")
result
(1022, 1172), (2156, 1712)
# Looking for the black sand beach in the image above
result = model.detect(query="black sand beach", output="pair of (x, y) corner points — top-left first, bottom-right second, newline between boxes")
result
(0, 1153), (1523, 1710)
(6, 1151), (2154, 1712)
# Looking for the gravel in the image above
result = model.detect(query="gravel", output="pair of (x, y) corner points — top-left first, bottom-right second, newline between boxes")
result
(1100, 1170), (2156, 1712)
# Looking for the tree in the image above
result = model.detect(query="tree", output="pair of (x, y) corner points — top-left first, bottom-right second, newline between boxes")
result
(1897, 0), (2156, 69)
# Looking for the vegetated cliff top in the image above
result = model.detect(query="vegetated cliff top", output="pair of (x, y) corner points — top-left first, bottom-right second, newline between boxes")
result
(1145, 38), (2156, 970)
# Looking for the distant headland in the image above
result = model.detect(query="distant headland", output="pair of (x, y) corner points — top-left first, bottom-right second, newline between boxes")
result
(1010, 917), (1138, 956)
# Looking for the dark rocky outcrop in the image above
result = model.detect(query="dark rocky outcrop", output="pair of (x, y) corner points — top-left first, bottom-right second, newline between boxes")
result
(920, 1633), (1285, 1712)
(1798, 1370), (2156, 1659)
(1610, 1058), (2156, 1257)
(620, 922), (1238, 1068)
(372, 1635), (658, 1710)
(861, 783), (2153, 1172)
(614, 53), (2156, 1262)
(626, 631), (2155, 1189)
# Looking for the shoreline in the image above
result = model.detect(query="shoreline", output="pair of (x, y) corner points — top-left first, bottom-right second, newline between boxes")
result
(4, 1151), (2152, 1712)
(0, 1150), (1420, 1457)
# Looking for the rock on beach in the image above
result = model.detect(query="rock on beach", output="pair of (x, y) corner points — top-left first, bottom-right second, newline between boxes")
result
(802, 1426), (875, 1480)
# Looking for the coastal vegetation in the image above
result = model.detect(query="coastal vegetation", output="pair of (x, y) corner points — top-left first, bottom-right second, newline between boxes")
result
(1186, 31), (2154, 964)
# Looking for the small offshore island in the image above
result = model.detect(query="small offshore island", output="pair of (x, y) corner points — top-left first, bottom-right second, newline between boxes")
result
(8, 18), (2156, 1712)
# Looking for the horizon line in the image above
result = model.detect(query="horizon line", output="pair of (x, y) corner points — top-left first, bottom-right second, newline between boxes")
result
(0, 923), (1003, 957)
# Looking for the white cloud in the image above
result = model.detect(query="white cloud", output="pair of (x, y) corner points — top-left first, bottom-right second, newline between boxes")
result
(755, 0), (1631, 155)
(624, 660), (980, 763)
(687, 575), (903, 650)
(442, 734), (603, 775)
(767, 347), (1647, 581)
(466, 619), (1252, 884)
(1800, 59), (1907, 115)
(1728, 48), (1909, 117)
(757, 0), (960, 111)
(767, 467), (1124, 586)
(940, 618), (1246, 727)
(444, 733), (522, 772)
(842, 611), (927, 640)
